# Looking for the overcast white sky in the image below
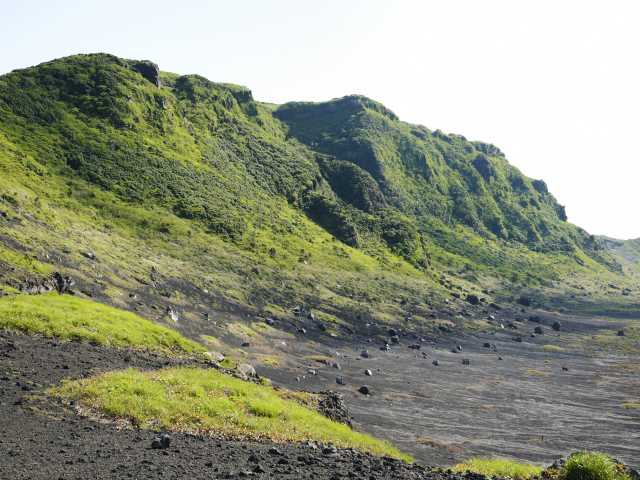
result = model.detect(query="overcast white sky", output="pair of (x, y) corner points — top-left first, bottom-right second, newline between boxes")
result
(2, 1), (638, 239)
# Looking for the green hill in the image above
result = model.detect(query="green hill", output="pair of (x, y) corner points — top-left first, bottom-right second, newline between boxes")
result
(0, 53), (636, 337)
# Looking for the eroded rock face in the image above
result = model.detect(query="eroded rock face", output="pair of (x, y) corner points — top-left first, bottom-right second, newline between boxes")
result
(130, 60), (161, 87)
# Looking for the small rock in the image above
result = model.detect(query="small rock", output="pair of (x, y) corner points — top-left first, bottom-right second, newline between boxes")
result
(336, 376), (346, 385)
(358, 385), (370, 395)
(483, 342), (491, 348)
(462, 358), (470, 365)
(297, 327), (307, 335)
(265, 318), (276, 326)
(617, 329), (625, 337)
(408, 344), (421, 350)
(364, 369), (372, 376)
(432, 360), (439, 366)
(552, 321), (562, 331)
(241, 342), (251, 348)
(151, 433), (171, 449)
(534, 326), (544, 335)
(360, 349), (370, 359)
(390, 335), (400, 345)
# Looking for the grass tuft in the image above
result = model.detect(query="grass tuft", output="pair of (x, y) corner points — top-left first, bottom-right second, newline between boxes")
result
(453, 457), (542, 479)
(51, 366), (411, 461)
(0, 293), (204, 355)
(563, 452), (630, 480)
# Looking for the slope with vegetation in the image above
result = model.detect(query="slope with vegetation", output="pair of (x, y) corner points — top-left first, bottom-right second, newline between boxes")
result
(0, 53), (636, 341)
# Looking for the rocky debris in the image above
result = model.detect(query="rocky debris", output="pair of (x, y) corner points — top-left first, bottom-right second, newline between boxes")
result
(432, 359), (439, 366)
(364, 369), (373, 376)
(358, 385), (371, 395)
(335, 376), (346, 385)
(381, 343), (391, 352)
(462, 359), (470, 365)
(388, 328), (398, 336)
(529, 315), (541, 323)
(514, 336), (523, 343)
(297, 327), (307, 335)
(265, 317), (276, 326)
(317, 391), (352, 427)
(534, 326), (544, 335)
(151, 432), (171, 449)
(237, 363), (257, 380)
(390, 335), (400, 345)
(552, 321), (562, 331)
(408, 344), (421, 350)
(241, 342), (251, 347)
(617, 329), (626, 337)
(130, 60), (161, 87)
(360, 349), (370, 359)
(483, 342), (491, 348)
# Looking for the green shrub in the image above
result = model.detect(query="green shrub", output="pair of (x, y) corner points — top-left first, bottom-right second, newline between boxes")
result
(563, 452), (630, 480)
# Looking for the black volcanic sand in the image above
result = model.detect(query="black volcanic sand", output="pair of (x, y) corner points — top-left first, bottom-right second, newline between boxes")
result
(1, 332), (474, 480)
(254, 312), (640, 468)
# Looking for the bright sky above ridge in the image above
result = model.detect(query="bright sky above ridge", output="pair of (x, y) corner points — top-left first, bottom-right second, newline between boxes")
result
(2, 1), (638, 239)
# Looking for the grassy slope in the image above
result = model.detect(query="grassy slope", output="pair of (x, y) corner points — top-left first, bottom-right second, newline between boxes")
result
(0, 293), (204, 355)
(52, 366), (411, 461)
(0, 53), (636, 338)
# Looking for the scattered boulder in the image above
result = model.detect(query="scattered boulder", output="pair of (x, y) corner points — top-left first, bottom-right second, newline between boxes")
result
(358, 385), (370, 395)
(151, 432), (171, 449)
(462, 358), (470, 365)
(265, 317), (276, 326)
(552, 321), (562, 331)
(335, 376), (346, 385)
(466, 294), (480, 305)
(534, 326), (544, 335)
(517, 295), (532, 307)
(317, 391), (351, 426)
(297, 327), (307, 335)
(390, 335), (400, 345)
(432, 360), (439, 366)
(360, 349), (370, 359)
(237, 363), (257, 380)
(387, 328), (398, 336)
(483, 342), (491, 348)
(241, 342), (251, 348)
(52, 272), (75, 294)
(364, 369), (373, 376)
(166, 307), (179, 322)
(206, 351), (225, 363)
(514, 335), (523, 343)
(408, 344), (421, 350)
(617, 329), (625, 337)
(81, 251), (97, 261)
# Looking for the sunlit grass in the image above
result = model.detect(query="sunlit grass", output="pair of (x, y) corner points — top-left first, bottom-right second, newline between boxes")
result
(51, 366), (411, 461)
(453, 457), (542, 479)
(0, 293), (205, 355)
